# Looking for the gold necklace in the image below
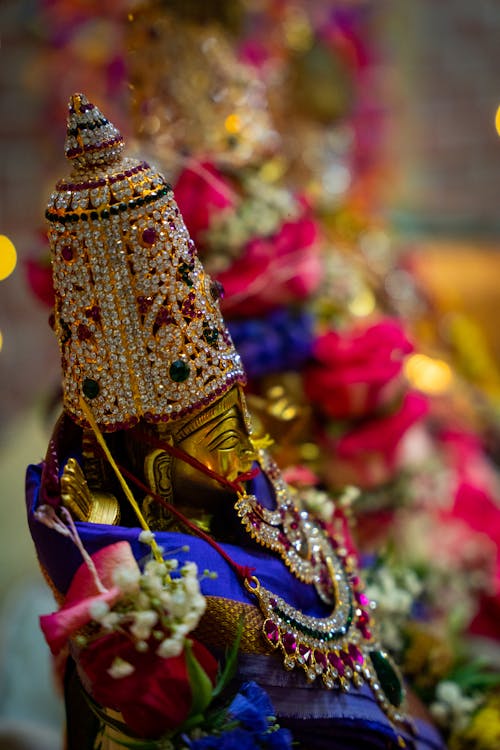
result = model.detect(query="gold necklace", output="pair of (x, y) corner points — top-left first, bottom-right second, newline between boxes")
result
(236, 451), (410, 731)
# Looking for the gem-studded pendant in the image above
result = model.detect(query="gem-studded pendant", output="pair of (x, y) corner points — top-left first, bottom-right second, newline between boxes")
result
(239, 450), (409, 730)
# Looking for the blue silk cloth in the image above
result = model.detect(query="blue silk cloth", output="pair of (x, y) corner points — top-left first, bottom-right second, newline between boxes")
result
(26, 462), (446, 750)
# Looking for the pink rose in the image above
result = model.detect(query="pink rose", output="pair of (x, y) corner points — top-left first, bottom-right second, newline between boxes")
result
(218, 216), (321, 317)
(304, 319), (414, 420)
(173, 162), (235, 247)
(40, 542), (134, 655)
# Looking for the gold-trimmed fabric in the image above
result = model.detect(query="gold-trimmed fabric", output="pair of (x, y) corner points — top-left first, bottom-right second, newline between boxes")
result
(194, 596), (268, 654)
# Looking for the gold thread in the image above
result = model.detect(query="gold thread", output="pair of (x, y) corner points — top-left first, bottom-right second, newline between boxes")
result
(79, 396), (162, 562)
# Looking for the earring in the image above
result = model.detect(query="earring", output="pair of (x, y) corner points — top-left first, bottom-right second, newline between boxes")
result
(143, 447), (178, 530)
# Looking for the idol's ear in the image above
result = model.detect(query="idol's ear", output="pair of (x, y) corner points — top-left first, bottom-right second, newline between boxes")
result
(143, 444), (175, 530)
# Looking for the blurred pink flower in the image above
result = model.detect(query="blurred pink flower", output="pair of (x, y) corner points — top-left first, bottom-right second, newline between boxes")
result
(40, 542), (134, 655)
(218, 216), (321, 317)
(25, 257), (55, 308)
(439, 429), (500, 638)
(323, 391), (428, 489)
(304, 318), (414, 421)
(173, 162), (235, 247)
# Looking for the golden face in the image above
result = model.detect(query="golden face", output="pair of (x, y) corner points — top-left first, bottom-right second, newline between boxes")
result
(170, 387), (256, 507)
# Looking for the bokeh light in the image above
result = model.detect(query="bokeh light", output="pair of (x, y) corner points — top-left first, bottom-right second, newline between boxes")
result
(224, 113), (241, 134)
(404, 353), (453, 395)
(348, 288), (376, 317)
(0, 235), (17, 281)
(0, 329), (3, 353)
(495, 104), (500, 137)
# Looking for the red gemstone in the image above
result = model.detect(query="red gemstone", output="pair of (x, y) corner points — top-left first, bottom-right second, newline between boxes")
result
(299, 644), (312, 665)
(264, 619), (280, 646)
(85, 305), (101, 322)
(278, 531), (291, 550)
(61, 245), (73, 261)
(328, 652), (345, 677)
(348, 643), (364, 665)
(155, 307), (172, 326)
(359, 625), (372, 640)
(77, 323), (92, 341)
(357, 611), (370, 627)
(314, 650), (327, 669)
(341, 649), (354, 670)
(282, 632), (297, 654)
(142, 227), (157, 245)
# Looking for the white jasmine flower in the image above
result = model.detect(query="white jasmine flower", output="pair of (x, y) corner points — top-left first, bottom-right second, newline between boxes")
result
(157, 637), (184, 659)
(112, 564), (141, 592)
(159, 590), (172, 609)
(138, 530), (155, 545)
(181, 562), (198, 578)
(430, 680), (482, 732)
(89, 600), (110, 621)
(107, 657), (135, 679)
(301, 489), (335, 522)
(100, 612), (120, 630)
(142, 573), (163, 595)
(130, 610), (158, 641)
(164, 559), (178, 572)
(183, 576), (202, 598)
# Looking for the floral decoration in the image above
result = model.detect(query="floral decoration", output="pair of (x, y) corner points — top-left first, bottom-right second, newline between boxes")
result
(36, 506), (292, 748)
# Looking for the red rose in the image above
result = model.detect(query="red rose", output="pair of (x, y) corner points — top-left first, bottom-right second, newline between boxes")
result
(78, 633), (218, 738)
(217, 216), (321, 318)
(304, 319), (414, 420)
(173, 162), (235, 247)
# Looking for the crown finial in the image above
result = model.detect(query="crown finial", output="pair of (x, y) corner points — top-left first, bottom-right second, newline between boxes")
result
(65, 93), (124, 168)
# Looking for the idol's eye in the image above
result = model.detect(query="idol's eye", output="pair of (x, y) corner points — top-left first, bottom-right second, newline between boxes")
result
(207, 430), (240, 451)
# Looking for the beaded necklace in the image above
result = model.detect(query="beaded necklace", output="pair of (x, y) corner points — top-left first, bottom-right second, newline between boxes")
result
(233, 451), (409, 730)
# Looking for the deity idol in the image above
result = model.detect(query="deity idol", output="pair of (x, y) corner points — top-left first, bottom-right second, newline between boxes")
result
(27, 94), (444, 750)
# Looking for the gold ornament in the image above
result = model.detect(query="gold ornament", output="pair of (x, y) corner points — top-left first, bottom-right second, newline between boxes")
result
(46, 93), (245, 432)
(127, 4), (279, 171)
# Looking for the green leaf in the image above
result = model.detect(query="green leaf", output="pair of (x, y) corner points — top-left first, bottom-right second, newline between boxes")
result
(211, 615), (244, 700)
(448, 659), (500, 693)
(185, 639), (215, 719)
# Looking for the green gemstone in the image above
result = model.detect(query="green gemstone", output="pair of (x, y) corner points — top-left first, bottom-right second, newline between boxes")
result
(169, 359), (190, 383)
(370, 650), (403, 707)
(203, 327), (219, 344)
(82, 378), (100, 399)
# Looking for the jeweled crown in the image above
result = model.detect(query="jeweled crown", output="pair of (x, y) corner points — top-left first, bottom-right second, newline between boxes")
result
(46, 93), (245, 431)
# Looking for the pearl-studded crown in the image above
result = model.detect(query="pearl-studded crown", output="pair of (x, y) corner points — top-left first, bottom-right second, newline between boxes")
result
(46, 93), (245, 431)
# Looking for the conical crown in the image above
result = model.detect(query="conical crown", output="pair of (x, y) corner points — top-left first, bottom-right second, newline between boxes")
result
(46, 94), (245, 431)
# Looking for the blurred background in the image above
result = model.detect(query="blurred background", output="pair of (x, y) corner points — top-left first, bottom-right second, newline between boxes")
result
(1, 1), (500, 748)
